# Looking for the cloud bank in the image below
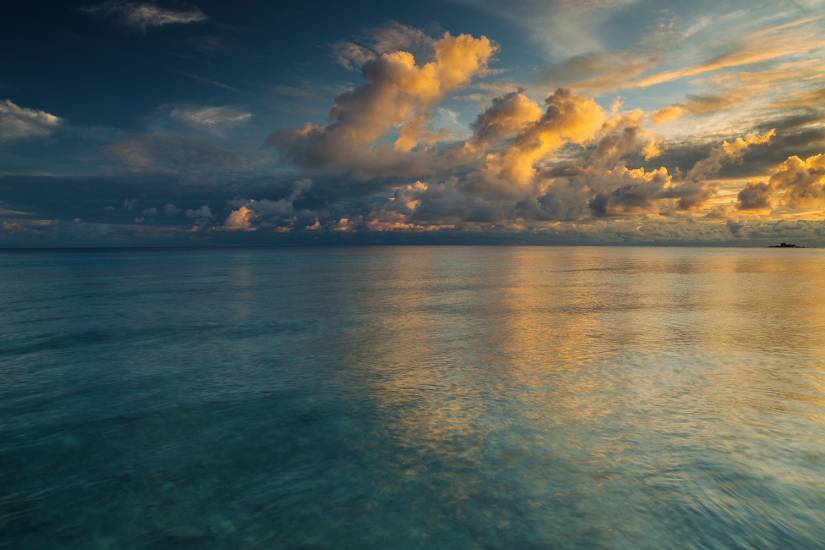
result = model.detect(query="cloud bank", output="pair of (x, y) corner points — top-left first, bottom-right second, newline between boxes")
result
(3, 9), (825, 246)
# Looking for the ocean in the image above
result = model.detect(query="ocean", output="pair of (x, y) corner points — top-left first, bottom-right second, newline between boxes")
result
(1, 246), (824, 548)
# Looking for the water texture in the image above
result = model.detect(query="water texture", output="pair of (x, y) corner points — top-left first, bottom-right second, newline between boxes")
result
(1, 246), (824, 548)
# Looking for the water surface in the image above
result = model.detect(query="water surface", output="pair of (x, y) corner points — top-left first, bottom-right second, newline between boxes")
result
(1, 246), (824, 548)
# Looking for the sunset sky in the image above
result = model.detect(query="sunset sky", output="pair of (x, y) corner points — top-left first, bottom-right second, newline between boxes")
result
(2, 0), (825, 245)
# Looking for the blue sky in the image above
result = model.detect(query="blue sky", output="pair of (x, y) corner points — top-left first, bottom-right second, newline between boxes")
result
(2, 0), (824, 245)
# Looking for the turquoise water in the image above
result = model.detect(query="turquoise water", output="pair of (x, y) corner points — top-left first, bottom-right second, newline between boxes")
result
(1, 246), (824, 548)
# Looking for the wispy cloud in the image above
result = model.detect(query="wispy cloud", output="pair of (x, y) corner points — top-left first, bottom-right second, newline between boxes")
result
(331, 21), (436, 70)
(83, 1), (207, 31)
(631, 16), (825, 89)
(174, 70), (242, 94)
(168, 105), (252, 133)
(0, 99), (61, 140)
(109, 133), (255, 176)
(450, 0), (636, 58)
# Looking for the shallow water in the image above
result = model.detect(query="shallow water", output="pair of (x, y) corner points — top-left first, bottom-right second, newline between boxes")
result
(1, 246), (824, 548)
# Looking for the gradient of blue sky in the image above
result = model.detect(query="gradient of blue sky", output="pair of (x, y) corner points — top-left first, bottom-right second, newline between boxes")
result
(1, 0), (824, 245)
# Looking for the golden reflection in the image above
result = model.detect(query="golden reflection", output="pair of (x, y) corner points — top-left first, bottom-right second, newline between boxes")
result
(343, 247), (489, 459)
(337, 246), (825, 474)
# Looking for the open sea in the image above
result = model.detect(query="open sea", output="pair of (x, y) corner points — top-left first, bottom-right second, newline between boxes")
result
(1, 246), (824, 549)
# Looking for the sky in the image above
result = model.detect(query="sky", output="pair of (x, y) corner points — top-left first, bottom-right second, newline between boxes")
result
(1, 0), (825, 246)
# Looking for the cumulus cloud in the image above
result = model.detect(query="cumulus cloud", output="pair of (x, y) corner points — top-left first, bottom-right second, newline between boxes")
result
(591, 109), (660, 164)
(470, 89), (542, 143)
(770, 153), (825, 208)
(265, 72), (783, 235)
(580, 121), (769, 216)
(342, 89), (607, 231)
(364, 92), (644, 227)
(636, 129), (777, 212)
(83, 1), (207, 30)
(738, 153), (825, 211)
(737, 181), (773, 210)
(219, 179), (314, 232)
(223, 205), (256, 231)
(412, 109), (772, 224)
(484, 88), (606, 186)
(271, 31), (496, 171)
(687, 130), (776, 183)
(0, 99), (61, 140)
(587, 166), (674, 216)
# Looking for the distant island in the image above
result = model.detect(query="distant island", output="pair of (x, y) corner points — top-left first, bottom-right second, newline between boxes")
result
(769, 242), (806, 248)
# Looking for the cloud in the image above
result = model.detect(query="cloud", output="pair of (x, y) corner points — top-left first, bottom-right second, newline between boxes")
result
(370, 21), (435, 55)
(267, 80), (781, 234)
(770, 153), (825, 207)
(737, 181), (773, 210)
(0, 99), (61, 140)
(223, 205), (256, 231)
(0, 173), (317, 237)
(548, 15), (825, 98)
(271, 31), (496, 171)
(168, 105), (252, 133)
(651, 94), (745, 125)
(332, 42), (375, 71)
(687, 129), (776, 183)
(738, 153), (825, 211)
(450, 0), (636, 58)
(591, 109), (660, 164)
(632, 16), (825, 89)
(8, 16), (825, 245)
(485, 88), (606, 186)
(331, 21), (436, 71)
(364, 91), (625, 227)
(110, 133), (255, 176)
(470, 89), (542, 143)
(175, 70), (242, 94)
(587, 166), (675, 216)
(543, 50), (662, 95)
(650, 58), (825, 127)
(647, 129), (777, 211)
(649, 104), (823, 181)
(185, 204), (213, 220)
(219, 179), (314, 231)
(772, 86), (825, 111)
(83, 1), (207, 30)
(468, 119), (770, 221)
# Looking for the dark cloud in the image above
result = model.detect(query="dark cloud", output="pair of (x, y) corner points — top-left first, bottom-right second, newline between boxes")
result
(737, 181), (773, 210)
